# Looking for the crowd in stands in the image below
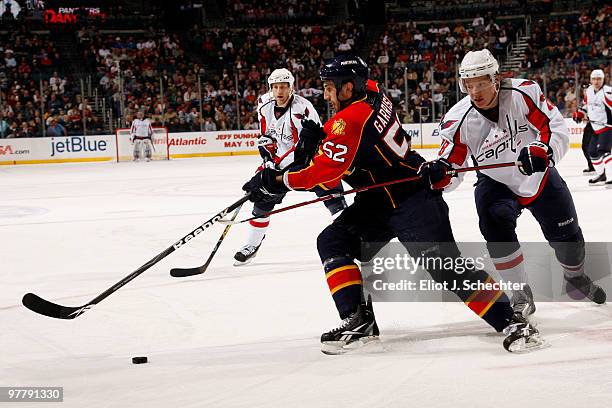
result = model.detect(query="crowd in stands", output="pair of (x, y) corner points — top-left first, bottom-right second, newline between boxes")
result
(64, 20), (364, 134)
(223, 0), (331, 24)
(367, 12), (517, 122)
(0, 26), (105, 138)
(388, 0), (545, 21)
(1, 2), (610, 138)
(520, 4), (611, 115)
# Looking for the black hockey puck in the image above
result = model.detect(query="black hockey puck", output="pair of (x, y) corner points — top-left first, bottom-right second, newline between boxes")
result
(132, 356), (148, 364)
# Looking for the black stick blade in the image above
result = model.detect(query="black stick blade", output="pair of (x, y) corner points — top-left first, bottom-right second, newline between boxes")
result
(22, 293), (92, 319)
(170, 267), (203, 278)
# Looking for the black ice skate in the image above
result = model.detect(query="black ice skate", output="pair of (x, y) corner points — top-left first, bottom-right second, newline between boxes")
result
(233, 243), (262, 266)
(588, 173), (606, 185)
(503, 313), (548, 353)
(321, 296), (379, 355)
(510, 284), (536, 318)
(582, 168), (595, 175)
(605, 180), (612, 189)
(565, 274), (607, 304)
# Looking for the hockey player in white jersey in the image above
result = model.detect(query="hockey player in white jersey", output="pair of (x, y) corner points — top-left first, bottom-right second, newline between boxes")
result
(233, 68), (347, 265)
(572, 69), (612, 187)
(130, 111), (154, 162)
(418, 49), (606, 318)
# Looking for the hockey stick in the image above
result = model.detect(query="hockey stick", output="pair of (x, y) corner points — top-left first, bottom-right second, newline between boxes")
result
(22, 194), (251, 320)
(169, 203), (244, 277)
(220, 161), (518, 226)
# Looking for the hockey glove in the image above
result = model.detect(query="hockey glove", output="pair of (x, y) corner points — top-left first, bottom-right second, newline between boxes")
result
(242, 168), (289, 203)
(518, 141), (553, 176)
(257, 135), (277, 163)
(294, 119), (326, 167)
(572, 110), (585, 124)
(417, 158), (453, 190)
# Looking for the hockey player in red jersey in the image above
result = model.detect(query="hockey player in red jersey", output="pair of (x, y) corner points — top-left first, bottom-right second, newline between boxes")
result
(241, 54), (545, 354)
(419, 50), (606, 319)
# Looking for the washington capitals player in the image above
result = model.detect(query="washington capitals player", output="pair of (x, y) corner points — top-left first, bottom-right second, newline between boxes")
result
(572, 69), (612, 187)
(419, 50), (606, 318)
(241, 54), (544, 354)
(130, 111), (154, 162)
(233, 68), (347, 265)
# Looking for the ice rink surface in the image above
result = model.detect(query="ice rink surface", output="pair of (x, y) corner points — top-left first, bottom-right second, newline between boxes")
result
(1, 149), (611, 408)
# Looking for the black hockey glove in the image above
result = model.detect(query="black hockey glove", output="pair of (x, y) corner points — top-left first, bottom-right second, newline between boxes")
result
(518, 141), (553, 176)
(417, 158), (453, 189)
(242, 168), (289, 203)
(294, 119), (326, 167)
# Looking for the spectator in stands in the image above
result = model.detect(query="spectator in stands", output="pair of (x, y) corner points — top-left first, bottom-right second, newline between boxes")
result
(46, 118), (67, 137)
(203, 116), (217, 131)
(0, 114), (9, 137)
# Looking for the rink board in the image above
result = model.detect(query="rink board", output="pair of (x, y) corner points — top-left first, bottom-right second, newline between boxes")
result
(0, 119), (586, 165)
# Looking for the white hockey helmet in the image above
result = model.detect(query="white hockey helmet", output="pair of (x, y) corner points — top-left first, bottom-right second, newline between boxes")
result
(458, 49), (499, 93)
(590, 69), (605, 79)
(268, 68), (295, 89)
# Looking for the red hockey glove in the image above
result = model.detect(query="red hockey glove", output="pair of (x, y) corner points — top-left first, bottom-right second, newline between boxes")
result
(518, 141), (553, 176)
(572, 110), (585, 124)
(417, 158), (453, 189)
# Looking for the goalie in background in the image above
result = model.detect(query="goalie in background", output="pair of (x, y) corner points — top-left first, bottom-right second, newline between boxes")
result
(130, 111), (154, 162)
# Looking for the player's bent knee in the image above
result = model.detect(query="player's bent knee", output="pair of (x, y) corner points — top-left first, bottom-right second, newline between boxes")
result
(487, 202), (519, 226)
(317, 225), (355, 262)
(549, 229), (585, 267)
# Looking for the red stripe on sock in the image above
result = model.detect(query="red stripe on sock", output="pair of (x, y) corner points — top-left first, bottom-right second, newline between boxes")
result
(494, 254), (524, 270)
(326, 266), (362, 293)
(249, 219), (269, 228)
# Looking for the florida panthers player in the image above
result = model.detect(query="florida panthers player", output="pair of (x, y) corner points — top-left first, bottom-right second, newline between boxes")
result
(572, 69), (612, 187)
(419, 50), (606, 317)
(241, 54), (545, 354)
(130, 111), (154, 162)
(233, 68), (347, 265)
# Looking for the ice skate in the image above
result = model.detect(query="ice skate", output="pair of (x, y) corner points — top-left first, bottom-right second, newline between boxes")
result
(233, 243), (262, 266)
(503, 313), (548, 353)
(588, 173), (606, 185)
(321, 296), (379, 355)
(510, 284), (536, 318)
(565, 274), (607, 304)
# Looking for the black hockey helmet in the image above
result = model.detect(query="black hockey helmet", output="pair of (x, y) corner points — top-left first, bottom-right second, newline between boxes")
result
(320, 54), (369, 94)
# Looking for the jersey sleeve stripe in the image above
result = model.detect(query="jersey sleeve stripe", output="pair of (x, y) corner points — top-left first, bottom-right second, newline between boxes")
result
(444, 105), (472, 166)
(516, 170), (549, 206)
(516, 89), (552, 144)
(374, 145), (393, 166)
(367, 170), (396, 208)
(290, 119), (299, 144)
(448, 128), (469, 165)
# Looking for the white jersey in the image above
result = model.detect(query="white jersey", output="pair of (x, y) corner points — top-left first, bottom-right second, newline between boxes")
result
(257, 93), (321, 169)
(437, 78), (569, 204)
(130, 118), (153, 138)
(581, 84), (612, 134)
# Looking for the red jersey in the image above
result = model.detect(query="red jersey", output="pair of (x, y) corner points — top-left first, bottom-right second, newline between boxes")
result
(283, 80), (426, 210)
